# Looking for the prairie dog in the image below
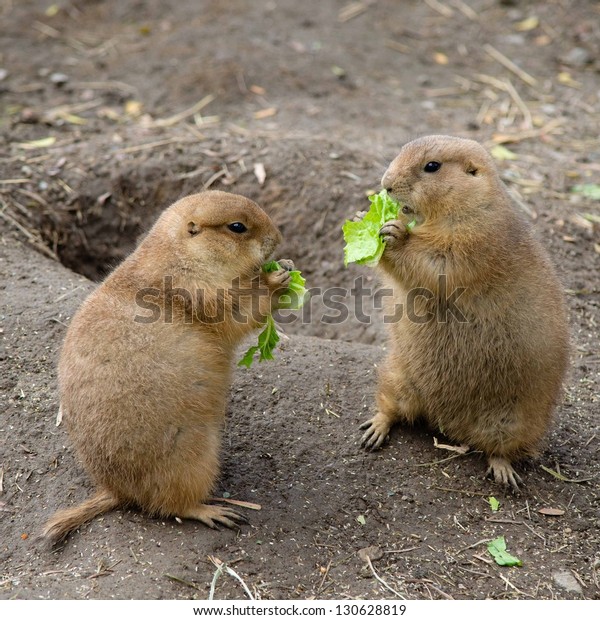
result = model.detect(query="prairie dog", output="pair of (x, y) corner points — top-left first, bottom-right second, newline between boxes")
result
(360, 135), (569, 489)
(44, 190), (291, 542)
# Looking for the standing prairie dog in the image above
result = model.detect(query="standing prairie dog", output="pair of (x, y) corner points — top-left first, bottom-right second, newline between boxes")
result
(44, 190), (292, 543)
(360, 135), (569, 489)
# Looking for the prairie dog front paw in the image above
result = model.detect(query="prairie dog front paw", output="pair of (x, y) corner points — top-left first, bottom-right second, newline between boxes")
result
(379, 220), (408, 247)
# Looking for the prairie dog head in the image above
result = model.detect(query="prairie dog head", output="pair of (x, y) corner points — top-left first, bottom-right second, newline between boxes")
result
(382, 135), (501, 225)
(148, 190), (282, 286)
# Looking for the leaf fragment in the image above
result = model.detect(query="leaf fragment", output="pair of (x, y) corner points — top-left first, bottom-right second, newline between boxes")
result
(490, 144), (518, 161)
(488, 497), (500, 512)
(254, 107), (277, 119)
(253, 162), (266, 185)
(342, 189), (405, 267)
(15, 136), (56, 150)
(515, 16), (539, 31)
(487, 536), (522, 567)
(538, 507), (565, 516)
(571, 184), (600, 200)
(238, 262), (307, 367)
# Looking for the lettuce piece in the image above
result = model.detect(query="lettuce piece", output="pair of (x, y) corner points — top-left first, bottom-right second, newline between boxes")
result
(238, 314), (280, 368)
(342, 189), (415, 267)
(487, 536), (522, 567)
(238, 262), (307, 368)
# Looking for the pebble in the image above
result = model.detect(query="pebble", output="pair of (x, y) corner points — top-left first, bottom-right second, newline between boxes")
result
(560, 47), (591, 68)
(0, 68), (8, 80)
(502, 34), (526, 46)
(50, 72), (69, 85)
(553, 569), (582, 595)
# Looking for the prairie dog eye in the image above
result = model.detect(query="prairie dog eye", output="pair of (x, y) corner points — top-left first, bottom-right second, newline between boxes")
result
(227, 222), (248, 233)
(401, 205), (414, 214)
(424, 161), (441, 173)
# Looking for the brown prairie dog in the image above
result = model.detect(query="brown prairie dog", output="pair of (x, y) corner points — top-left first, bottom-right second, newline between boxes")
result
(44, 190), (292, 543)
(360, 135), (569, 489)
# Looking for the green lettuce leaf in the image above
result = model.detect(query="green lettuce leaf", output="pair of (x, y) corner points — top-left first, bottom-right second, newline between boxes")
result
(238, 314), (280, 368)
(487, 536), (522, 567)
(238, 262), (307, 367)
(342, 189), (414, 267)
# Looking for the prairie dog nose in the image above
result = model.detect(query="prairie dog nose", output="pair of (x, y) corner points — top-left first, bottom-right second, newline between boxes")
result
(381, 170), (393, 192)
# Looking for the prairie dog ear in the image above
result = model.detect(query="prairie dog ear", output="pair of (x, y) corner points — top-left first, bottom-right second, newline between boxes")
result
(187, 221), (200, 236)
(465, 160), (478, 176)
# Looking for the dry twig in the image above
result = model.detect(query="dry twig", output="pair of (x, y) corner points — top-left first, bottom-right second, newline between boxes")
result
(365, 556), (407, 600)
(483, 44), (538, 88)
(151, 95), (215, 128)
(424, 0), (454, 18)
(208, 556), (255, 600)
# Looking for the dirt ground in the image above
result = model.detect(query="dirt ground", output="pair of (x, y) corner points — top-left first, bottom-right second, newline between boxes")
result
(1, 0), (599, 601)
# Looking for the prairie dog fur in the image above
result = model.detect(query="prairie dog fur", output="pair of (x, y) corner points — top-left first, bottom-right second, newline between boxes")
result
(360, 135), (569, 489)
(44, 190), (291, 542)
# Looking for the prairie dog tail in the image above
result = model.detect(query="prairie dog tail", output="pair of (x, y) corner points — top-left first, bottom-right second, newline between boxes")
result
(42, 489), (120, 544)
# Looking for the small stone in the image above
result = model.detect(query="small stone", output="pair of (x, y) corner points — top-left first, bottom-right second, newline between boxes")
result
(503, 34), (525, 46)
(20, 108), (40, 124)
(358, 546), (383, 563)
(560, 47), (591, 68)
(0, 68), (8, 80)
(553, 569), (582, 595)
(50, 72), (69, 85)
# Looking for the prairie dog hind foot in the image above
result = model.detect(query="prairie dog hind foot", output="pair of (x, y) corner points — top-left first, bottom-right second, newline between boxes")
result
(181, 504), (249, 530)
(486, 456), (523, 492)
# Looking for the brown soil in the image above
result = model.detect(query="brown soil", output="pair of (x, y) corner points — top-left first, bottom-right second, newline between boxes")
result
(1, 0), (599, 601)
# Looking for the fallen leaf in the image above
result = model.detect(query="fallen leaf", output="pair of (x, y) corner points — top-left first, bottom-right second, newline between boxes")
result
(21, 533), (29, 540)
(45, 4), (60, 16)
(515, 16), (539, 31)
(15, 136), (56, 150)
(331, 65), (346, 78)
(557, 72), (582, 88)
(250, 85), (266, 95)
(491, 144), (518, 161)
(253, 162), (266, 185)
(59, 113), (87, 125)
(539, 507), (565, 516)
(487, 536), (522, 567)
(356, 514), (366, 525)
(433, 52), (449, 65)
(488, 497), (500, 512)
(254, 107), (277, 120)
(571, 184), (600, 200)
